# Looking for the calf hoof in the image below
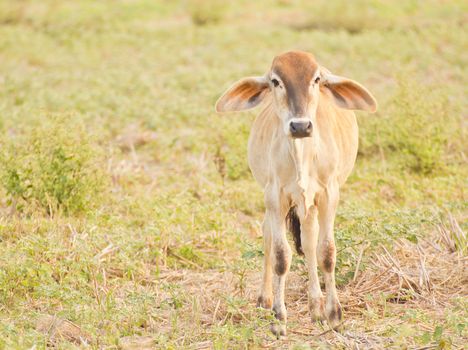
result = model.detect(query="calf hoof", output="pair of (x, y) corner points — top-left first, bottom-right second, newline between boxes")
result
(308, 296), (325, 323)
(270, 323), (287, 338)
(271, 305), (287, 338)
(325, 301), (343, 330)
(257, 295), (273, 309)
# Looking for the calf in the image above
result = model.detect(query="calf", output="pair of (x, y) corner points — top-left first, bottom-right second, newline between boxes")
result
(215, 51), (377, 336)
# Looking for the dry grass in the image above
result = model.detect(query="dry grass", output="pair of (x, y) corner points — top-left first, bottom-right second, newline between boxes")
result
(36, 315), (90, 347)
(0, 1), (466, 348)
(85, 221), (464, 349)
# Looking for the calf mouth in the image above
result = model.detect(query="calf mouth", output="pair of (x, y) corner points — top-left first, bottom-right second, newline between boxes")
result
(291, 130), (312, 138)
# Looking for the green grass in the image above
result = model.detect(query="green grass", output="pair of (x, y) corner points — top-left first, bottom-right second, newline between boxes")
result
(0, 0), (466, 348)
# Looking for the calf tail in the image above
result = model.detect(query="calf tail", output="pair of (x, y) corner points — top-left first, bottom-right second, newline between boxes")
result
(286, 207), (303, 255)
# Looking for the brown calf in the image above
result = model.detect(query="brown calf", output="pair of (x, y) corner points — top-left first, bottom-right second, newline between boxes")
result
(216, 51), (377, 336)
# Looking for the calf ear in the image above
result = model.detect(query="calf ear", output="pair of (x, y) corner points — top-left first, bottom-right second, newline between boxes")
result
(215, 76), (270, 113)
(321, 69), (377, 113)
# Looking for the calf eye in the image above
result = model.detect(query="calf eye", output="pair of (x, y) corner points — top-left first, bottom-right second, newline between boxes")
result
(314, 76), (321, 84)
(271, 78), (280, 87)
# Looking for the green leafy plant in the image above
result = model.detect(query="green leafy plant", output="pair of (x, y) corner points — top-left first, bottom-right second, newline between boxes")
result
(360, 75), (457, 175)
(0, 113), (106, 216)
(187, 0), (225, 26)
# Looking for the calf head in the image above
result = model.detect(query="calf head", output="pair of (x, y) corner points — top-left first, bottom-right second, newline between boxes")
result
(215, 51), (377, 138)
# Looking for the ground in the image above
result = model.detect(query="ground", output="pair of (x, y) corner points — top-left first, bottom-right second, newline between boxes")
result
(0, 1), (467, 349)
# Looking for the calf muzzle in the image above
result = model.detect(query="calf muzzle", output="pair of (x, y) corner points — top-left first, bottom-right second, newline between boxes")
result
(289, 120), (313, 138)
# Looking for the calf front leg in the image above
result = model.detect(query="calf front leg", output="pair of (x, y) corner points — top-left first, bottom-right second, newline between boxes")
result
(262, 187), (291, 337)
(317, 182), (342, 329)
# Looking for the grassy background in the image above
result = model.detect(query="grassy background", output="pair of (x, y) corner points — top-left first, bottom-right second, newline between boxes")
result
(0, 0), (466, 348)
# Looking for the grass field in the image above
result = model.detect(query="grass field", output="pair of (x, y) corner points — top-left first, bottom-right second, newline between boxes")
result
(0, 0), (467, 348)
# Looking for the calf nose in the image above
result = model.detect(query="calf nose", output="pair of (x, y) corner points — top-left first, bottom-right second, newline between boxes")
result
(290, 120), (313, 138)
